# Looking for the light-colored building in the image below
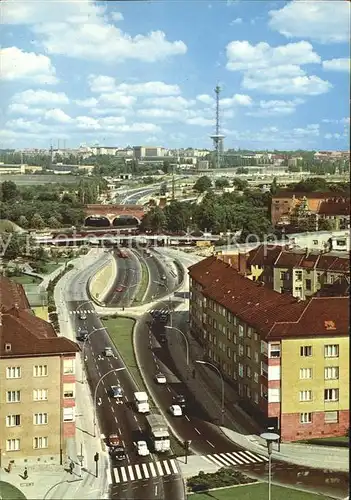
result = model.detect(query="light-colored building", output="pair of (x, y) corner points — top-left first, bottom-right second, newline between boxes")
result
(0, 277), (79, 465)
(189, 256), (349, 441)
(133, 146), (165, 159)
(0, 163), (43, 174)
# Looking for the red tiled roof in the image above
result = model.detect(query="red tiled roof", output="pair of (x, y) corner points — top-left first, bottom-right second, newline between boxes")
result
(297, 253), (320, 269)
(317, 255), (350, 273)
(246, 245), (283, 267)
(0, 276), (30, 312)
(268, 297), (349, 339)
(316, 276), (350, 297)
(274, 251), (303, 268)
(318, 200), (350, 216)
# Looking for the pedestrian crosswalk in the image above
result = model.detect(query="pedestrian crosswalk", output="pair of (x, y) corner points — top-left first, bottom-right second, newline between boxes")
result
(148, 309), (170, 316)
(70, 309), (94, 315)
(113, 459), (178, 483)
(203, 450), (268, 468)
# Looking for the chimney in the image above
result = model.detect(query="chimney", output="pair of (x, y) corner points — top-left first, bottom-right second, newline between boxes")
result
(238, 252), (248, 275)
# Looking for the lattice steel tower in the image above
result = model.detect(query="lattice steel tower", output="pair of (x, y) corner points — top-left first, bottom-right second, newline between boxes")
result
(210, 85), (225, 169)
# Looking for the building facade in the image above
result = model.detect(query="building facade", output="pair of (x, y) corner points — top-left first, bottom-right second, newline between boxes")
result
(0, 277), (79, 465)
(189, 257), (349, 441)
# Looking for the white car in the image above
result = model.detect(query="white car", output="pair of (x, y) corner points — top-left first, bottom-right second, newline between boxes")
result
(155, 372), (167, 384)
(134, 440), (150, 456)
(169, 404), (182, 417)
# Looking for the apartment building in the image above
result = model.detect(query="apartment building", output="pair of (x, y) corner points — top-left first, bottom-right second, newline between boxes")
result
(189, 257), (349, 441)
(0, 276), (79, 465)
(245, 245), (349, 300)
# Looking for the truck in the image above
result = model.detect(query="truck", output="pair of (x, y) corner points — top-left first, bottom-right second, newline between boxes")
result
(134, 391), (150, 413)
(145, 414), (170, 453)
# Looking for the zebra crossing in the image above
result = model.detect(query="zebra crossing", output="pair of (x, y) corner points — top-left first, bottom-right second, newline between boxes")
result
(69, 309), (94, 315)
(113, 458), (178, 483)
(203, 450), (268, 468)
(148, 309), (170, 316)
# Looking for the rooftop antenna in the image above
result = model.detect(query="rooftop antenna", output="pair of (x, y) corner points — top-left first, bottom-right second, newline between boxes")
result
(209, 84), (225, 169)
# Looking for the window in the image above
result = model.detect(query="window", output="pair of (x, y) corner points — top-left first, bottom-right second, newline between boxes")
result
(6, 439), (20, 451)
(313, 240), (318, 245)
(254, 332), (259, 342)
(63, 359), (75, 374)
(239, 325), (244, 337)
(6, 415), (21, 427)
(295, 270), (302, 281)
(324, 389), (339, 402)
(6, 367), (21, 379)
(238, 345), (244, 357)
(7, 391), (20, 403)
(246, 345), (251, 359)
(299, 368), (312, 379)
(280, 271), (287, 280)
(261, 362), (268, 378)
(254, 352), (259, 363)
(336, 239), (345, 247)
(227, 347), (231, 359)
(63, 383), (75, 399)
(269, 343), (281, 358)
(325, 411), (339, 423)
(268, 388), (280, 403)
(33, 389), (48, 401)
(34, 437), (48, 449)
(254, 392), (259, 404)
(261, 341), (268, 356)
(305, 279), (311, 291)
(233, 334), (237, 345)
(300, 413), (312, 424)
(299, 390), (312, 402)
(33, 365), (48, 377)
(254, 372), (259, 383)
(238, 364), (244, 378)
(247, 327), (252, 339)
(324, 367), (339, 380)
(246, 366), (252, 378)
(300, 346), (312, 357)
(34, 413), (48, 425)
(324, 345), (339, 358)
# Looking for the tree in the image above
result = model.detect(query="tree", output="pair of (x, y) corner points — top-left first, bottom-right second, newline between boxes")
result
(1, 181), (18, 202)
(270, 177), (278, 195)
(47, 216), (61, 229)
(318, 218), (336, 231)
(232, 178), (248, 191)
(18, 215), (29, 229)
(31, 213), (46, 229)
(140, 207), (166, 233)
(215, 178), (230, 189)
(164, 201), (191, 232)
(2, 233), (29, 260)
(193, 176), (212, 193)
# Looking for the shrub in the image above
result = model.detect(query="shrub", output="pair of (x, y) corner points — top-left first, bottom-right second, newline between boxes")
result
(187, 468), (255, 492)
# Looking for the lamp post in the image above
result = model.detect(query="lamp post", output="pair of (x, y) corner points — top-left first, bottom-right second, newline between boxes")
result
(81, 327), (107, 383)
(165, 326), (189, 366)
(260, 432), (280, 500)
(93, 368), (126, 437)
(195, 360), (225, 425)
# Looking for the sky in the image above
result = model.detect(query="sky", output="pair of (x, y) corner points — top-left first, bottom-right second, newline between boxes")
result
(1, 0), (350, 151)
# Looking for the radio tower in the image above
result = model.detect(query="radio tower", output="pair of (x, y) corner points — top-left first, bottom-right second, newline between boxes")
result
(210, 85), (225, 169)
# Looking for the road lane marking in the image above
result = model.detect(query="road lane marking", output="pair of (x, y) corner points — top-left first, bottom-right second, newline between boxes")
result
(237, 451), (252, 464)
(155, 461), (164, 476)
(169, 459), (178, 474)
(135, 464), (142, 480)
(167, 387), (171, 392)
(134, 415), (138, 421)
(205, 455), (223, 467)
(111, 406), (114, 413)
(257, 454), (269, 462)
(185, 415), (190, 421)
(127, 465), (135, 481)
(206, 440), (215, 448)
(195, 428), (201, 434)
(142, 463), (149, 479)
(114, 416), (118, 422)
(212, 454), (232, 467)
(162, 461), (171, 475)
(118, 427), (121, 434)
(149, 462), (157, 477)
(113, 468), (120, 483)
(120, 467), (127, 482)
(225, 453), (244, 465)
(241, 450), (261, 463)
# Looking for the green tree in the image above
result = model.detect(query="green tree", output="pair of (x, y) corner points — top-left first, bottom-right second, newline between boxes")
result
(1, 181), (18, 202)
(193, 176), (212, 193)
(215, 178), (230, 189)
(18, 215), (29, 229)
(31, 213), (46, 229)
(2, 233), (29, 260)
(140, 207), (166, 232)
(164, 201), (191, 232)
(318, 218), (336, 231)
(270, 177), (278, 195)
(47, 216), (61, 229)
(233, 177), (248, 191)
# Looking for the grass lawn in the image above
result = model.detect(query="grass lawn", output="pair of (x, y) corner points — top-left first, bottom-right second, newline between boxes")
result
(0, 481), (27, 499)
(11, 274), (42, 285)
(133, 260), (149, 304)
(298, 436), (349, 446)
(103, 315), (186, 457)
(189, 483), (329, 500)
(42, 259), (69, 274)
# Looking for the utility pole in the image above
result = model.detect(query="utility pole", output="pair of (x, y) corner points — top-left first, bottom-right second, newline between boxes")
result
(172, 163), (175, 200)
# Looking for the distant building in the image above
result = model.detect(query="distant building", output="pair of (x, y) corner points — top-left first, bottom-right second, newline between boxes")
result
(0, 163), (43, 174)
(0, 276), (79, 464)
(133, 146), (165, 159)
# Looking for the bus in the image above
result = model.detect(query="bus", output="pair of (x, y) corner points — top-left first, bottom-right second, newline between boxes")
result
(145, 414), (170, 452)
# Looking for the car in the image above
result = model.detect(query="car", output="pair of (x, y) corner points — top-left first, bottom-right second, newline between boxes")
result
(77, 326), (88, 341)
(134, 440), (150, 456)
(116, 286), (123, 292)
(79, 312), (87, 320)
(108, 433), (120, 447)
(169, 404), (182, 417)
(110, 385), (123, 400)
(173, 394), (186, 408)
(110, 445), (126, 461)
(161, 275), (167, 281)
(104, 347), (113, 357)
(155, 372), (167, 384)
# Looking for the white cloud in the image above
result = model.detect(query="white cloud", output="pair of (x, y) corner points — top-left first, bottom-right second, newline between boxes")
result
(247, 98), (304, 116)
(115, 81), (181, 96)
(75, 116), (101, 130)
(90, 107), (133, 117)
(5, 118), (48, 133)
(1, 46), (58, 84)
(99, 93), (137, 108)
(143, 96), (196, 110)
(341, 117), (350, 125)
(186, 117), (214, 127)
(138, 109), (183, 120)
(269, 1), (350, 44)
(117, 123), (161, 133)
(292, 124), (319, 137)
(44, 109), (72, 123)
(325, 133), (342, 140)
(322, 58), (350, 72)
(11, 89), (69, 106)
(230, 18), (242, 25)
(75, 98), (99, 107)
(243, 74), (332, 96)
(196, 94), (214, 105)
(220, 94), (253, 107)
(88, 75), (117, 93)
(8, 104), (43, 116)
(110, 12), (124, 22)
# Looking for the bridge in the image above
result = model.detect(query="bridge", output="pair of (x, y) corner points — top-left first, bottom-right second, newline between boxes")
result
(84, 204), (147, 227)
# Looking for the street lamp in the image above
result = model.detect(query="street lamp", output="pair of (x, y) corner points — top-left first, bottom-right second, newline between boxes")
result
(260, 432), (280, 500)
(165, 326), (189, 366)
(195, 360), (225, 425)
(80, 327), (107, 383)
(93, 367), (126, 437)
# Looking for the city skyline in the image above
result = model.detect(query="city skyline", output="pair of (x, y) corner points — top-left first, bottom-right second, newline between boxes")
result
(1, 0), (350, 150)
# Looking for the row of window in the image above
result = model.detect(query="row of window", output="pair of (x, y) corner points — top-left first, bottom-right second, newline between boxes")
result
(300, 411), (339, 424)
(6, 360), (75, 379)
(300, 389), (339, 402)
(6, 408), (75, 427)
(300, 345), (339, 358)
(6, 437), (49, 451)
(300, 367), (339, 380)
(6, 385), (75, 403)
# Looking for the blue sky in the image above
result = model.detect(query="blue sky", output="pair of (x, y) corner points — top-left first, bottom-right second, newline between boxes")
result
(1, 0), (349, 150)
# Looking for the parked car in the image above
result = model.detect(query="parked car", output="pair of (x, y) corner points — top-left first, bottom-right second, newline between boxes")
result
(155, 372), (167, 384)
(172, 394), (186, 409)
(108, 433), (120, 447)
(134, 440), (150, 456)
(169, 404), (182, 417)
(104, 347), (113, 356)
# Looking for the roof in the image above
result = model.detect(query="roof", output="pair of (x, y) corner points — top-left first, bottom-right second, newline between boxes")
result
(268, 297), (349, 339)
(274, 250), (303, 268)
(318, 200), (350, 216)
(317, 255), (350, 273)
(273, 191), (349, 200)
(0, 278), (79, 358)
(316, 276), (350, 297)
(189, 257), (349, 340)
(246, 245), (282, 268)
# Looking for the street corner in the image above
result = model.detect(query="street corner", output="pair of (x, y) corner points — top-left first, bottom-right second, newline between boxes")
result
(176, 455), (221, 478)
